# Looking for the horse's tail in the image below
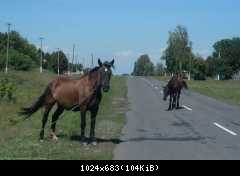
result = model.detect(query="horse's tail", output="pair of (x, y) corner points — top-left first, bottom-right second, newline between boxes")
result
(182, 80), (188, 90)
(19, 85), (51, 119)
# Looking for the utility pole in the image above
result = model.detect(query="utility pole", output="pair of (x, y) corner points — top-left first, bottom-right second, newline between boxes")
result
(91, 53), (94, 68)
(72, 44), (75, 73)
(67, 53), (70, 75)
(188, 54), (192, 81)
(57, 48), (60, 76)
(83, 57), (85, 70)
(217, 50), (221, 80)
(75, 54), (78, 72)
(5, 23), (11, 73)
(39, 37), (44, 73)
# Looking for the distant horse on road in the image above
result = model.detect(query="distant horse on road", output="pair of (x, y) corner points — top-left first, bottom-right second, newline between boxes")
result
(19, 59), (114, 145)
(163, 73), (188, 111)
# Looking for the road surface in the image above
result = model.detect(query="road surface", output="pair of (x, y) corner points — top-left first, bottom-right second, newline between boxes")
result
(114, 77), (240, 160)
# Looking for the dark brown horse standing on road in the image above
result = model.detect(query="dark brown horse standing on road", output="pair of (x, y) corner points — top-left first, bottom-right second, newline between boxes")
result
(19, 59), (114, 145)
(163, 73), (188, 111)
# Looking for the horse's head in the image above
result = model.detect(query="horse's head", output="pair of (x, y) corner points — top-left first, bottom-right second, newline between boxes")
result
(98, 58), (114, 92)
(163, 86), (169, 101)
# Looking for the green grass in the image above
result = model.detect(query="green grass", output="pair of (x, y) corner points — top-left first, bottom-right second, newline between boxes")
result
(187, 79), (240, 106)
(154, 76), (240, 106)
(0, 69), (128, 160)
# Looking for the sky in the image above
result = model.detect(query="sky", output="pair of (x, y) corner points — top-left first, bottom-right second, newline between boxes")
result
(0, 0), (240, 74)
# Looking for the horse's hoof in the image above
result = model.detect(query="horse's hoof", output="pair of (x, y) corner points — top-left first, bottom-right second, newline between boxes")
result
(81, 142), (88, 146)
(39, 139), (44, 143)
(89, 138), (97, 146)
(90, 141), (97, 146)
(52, 137), (59, 143)
(50, 133), (59, 142)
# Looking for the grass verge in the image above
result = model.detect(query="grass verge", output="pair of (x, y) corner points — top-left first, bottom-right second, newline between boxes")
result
(0, 70), (128, 160)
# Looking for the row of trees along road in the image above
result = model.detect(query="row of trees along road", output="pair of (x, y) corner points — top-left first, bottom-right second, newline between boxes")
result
(133, 25), (240, 80)
(0, 31), (82, 73)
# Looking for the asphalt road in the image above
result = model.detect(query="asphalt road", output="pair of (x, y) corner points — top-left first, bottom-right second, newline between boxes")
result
(114, 76), (240, 160)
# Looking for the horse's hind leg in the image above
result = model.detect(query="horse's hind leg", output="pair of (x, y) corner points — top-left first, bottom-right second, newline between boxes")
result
(80, 111), (87, 145)
(172, 93), (177, 109)
(51, 105), (64, 142)
(89, 107), (99, 145)
(40, 104), (54, 141)
(176, 90), (181, 109)
(168, 94), (173, 111)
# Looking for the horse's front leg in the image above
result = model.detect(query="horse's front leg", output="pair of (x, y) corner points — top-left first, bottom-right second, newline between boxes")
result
(80, 111), (87, 145)
(176, 90), (181, 109)
(172, 93), (177, 109)
(89, 107), (99, 145)
(168, 94), (173, 111)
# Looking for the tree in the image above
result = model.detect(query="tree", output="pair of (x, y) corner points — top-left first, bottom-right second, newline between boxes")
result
(192, 55), (207, 80)
(132, 54), (154, 76)
(161, 25), (194, 73)
(0, 31), (38, 71)
(47, 51), (69, 74)
(43, 52), (51, 69)
(211, 38), (240, 79)
(155, 63), (165, 76)
(7, 31), (38, 64)
(8, 49), (33, 71)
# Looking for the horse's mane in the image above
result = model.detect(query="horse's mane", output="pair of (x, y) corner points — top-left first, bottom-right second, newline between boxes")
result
(79, 67), (99, 77)
(80, 66), (100, 80)
(89, 66), (100, 74)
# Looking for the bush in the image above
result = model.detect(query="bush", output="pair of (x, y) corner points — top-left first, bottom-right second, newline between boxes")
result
(0, 53), (6, 70)
(9, 49), (33, 71)
(194, 72), (206, 80)
(0, 78), (17, 102)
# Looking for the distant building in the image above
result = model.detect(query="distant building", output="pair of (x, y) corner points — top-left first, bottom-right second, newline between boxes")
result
(232, 71), (240, 80)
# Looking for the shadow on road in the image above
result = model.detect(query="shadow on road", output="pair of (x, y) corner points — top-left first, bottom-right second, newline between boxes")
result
(126, 136), (206, 142)
(70, 135), (124, 144)
(69, 135), (206, 144)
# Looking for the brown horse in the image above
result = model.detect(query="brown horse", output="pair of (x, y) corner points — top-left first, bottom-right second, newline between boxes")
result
(19, 59), (114, 145)
(163, 73), (188, 111)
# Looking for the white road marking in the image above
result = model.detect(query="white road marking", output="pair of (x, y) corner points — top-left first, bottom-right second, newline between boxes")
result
(182, 105), (192, 111)
(214, 123), (237, 136)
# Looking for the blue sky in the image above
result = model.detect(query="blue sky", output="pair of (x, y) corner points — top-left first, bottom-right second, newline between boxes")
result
(0, 0), (240, 74)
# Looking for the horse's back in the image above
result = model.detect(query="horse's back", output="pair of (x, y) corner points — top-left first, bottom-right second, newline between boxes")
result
(49, 77), (85, 108)
(167, 75), (186, 90)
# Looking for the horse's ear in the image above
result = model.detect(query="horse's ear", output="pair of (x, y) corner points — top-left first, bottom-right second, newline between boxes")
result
(110, 59), (115, 69)
(110, 59), (115, 68)
(98, 59), (102, 67)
